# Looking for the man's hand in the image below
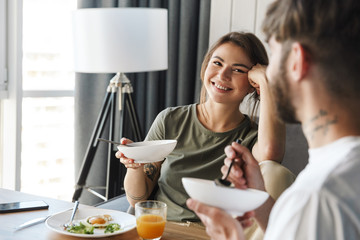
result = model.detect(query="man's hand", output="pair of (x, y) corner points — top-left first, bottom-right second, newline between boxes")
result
(186, 199), (246, 240)
(224, 142), (275, 231)
(223, 142), (266, 191)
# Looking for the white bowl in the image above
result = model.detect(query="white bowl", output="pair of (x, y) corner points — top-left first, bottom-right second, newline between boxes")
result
(117, 140), (177, 163)
(182, 177), (269, 216)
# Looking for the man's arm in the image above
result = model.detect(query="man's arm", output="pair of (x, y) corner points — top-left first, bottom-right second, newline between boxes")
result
(187, 142), (275, 239)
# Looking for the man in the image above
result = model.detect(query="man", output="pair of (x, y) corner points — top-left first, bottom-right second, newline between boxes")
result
(187, 0), (360, 239)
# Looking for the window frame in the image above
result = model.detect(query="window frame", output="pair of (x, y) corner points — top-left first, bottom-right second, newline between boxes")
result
(1, 0), (22, 190)
(0, 0), (5, 187)
(0, 0), (74, 190)
(0, 0), (6, 99)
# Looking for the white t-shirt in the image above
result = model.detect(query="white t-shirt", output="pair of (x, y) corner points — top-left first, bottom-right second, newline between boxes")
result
(264, 136), (360, 240)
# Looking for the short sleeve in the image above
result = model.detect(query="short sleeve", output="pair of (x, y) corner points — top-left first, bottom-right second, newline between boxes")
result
(145, 108), (168, 141)
(239, 119), (258, 151)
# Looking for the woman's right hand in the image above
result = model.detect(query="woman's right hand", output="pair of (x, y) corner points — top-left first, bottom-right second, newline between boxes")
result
(115, 138), (143, 169)
(248, 63), (267, 95)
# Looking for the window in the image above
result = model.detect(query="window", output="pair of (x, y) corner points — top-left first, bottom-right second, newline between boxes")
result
(1, 0), (76, 201)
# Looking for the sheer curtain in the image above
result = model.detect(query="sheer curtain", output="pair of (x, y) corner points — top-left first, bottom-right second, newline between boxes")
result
(74, 0), (211, 205)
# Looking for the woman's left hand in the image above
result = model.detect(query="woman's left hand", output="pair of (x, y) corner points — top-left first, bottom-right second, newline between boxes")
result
(248, 64), (267, 95)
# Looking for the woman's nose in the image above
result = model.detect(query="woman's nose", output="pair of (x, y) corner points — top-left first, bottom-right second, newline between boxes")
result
(218, 67), (231, 81)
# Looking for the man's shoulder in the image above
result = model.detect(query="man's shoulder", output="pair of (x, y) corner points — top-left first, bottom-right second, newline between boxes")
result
(324, 145), (360, 193)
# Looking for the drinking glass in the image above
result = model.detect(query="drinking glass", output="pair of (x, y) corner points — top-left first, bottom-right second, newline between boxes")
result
(135, 200), (167, 240)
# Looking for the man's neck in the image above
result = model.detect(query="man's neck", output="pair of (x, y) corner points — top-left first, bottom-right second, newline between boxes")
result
(301, 107), (360, 149)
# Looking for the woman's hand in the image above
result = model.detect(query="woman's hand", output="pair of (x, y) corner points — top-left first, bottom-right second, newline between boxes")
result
(248, 64), (267, 95)
(115, 138), (143, 169)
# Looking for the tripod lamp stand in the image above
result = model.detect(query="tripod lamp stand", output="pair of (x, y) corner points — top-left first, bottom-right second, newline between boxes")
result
(71, 8), (168, 202)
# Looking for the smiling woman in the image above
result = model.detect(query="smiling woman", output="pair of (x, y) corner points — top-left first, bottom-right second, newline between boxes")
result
(116, 31), (286, 228)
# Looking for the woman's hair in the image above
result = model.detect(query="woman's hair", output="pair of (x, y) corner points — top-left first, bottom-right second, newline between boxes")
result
(199, 31), (269, 121)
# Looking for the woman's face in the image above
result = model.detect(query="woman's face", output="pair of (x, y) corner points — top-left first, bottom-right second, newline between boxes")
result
(204, 42), (254, 105)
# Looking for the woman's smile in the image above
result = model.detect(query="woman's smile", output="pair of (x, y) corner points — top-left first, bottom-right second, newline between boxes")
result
(212, 81), (232, 91)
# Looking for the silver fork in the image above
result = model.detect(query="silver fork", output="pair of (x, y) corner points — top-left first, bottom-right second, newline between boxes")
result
(63, 201), (79, 229)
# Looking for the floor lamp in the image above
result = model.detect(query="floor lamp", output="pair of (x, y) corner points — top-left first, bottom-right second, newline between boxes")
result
(71, 8), (168, 202)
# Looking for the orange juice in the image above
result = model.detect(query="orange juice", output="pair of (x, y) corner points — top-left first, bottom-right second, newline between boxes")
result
(136, 214), (166, 239)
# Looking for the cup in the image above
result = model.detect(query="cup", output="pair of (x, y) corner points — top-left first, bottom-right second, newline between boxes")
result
(135, 200), (167, 240)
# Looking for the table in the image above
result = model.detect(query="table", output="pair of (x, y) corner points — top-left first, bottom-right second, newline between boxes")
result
(0, 188), (209, 240)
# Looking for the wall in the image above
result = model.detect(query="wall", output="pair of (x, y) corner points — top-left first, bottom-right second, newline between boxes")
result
(209, 0), (309, 176)
(209, 0), (271, 46)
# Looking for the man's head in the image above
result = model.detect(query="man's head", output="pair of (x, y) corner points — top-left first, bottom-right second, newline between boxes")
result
(262, 0), (360, 123)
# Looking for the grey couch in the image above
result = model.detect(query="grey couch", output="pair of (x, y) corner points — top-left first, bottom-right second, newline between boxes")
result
(282, 123), (308, 176)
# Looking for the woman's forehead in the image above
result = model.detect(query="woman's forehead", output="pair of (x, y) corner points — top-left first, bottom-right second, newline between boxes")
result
(211, 42), (252, 66)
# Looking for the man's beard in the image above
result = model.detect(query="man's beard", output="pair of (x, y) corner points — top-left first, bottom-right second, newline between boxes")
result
(270, 53), (300, 124)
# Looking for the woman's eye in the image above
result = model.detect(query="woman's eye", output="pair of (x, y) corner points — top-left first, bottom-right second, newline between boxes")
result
(213, 61), (222, 66)
(234, 68), (246, 73)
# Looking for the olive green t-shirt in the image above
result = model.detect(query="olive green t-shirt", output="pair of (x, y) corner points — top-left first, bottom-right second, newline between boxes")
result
(145, 104), (258, 222)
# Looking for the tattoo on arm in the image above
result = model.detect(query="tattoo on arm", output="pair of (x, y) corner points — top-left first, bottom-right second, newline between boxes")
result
(128, 164), (159, 200)
(128, 182), (148, 200)
(144, 163), (158, 181)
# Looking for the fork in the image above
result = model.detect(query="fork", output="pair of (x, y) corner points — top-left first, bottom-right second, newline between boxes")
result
(214, 139), (242, 187)
(63, 201), (79, 229)
(98, 138), (130, 146)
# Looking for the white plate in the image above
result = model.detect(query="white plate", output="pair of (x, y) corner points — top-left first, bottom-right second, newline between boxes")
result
(117, 139), (177, 163)
(182, 177), (269, 216)
(45, 208), (136, 238)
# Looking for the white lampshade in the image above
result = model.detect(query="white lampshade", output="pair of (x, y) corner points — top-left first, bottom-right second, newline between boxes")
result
(72, 8), (168, 73)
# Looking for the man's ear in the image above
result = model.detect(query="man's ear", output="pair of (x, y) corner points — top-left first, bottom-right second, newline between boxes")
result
(288, 42), (310, 82)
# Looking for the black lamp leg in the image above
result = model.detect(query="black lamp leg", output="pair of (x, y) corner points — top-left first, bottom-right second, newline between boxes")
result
(105, 90), (117, 199)
(72, 91), (113, 202)
(125, 92), (143, 141)
(72, 73), (144, 202)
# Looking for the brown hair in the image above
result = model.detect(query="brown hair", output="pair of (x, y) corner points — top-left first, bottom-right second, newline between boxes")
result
(262, 0), (360, 100)
(199, 32), (269, 120)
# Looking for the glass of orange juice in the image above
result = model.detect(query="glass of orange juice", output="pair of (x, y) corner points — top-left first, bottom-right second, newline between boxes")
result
(135, 200), (167, 240)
